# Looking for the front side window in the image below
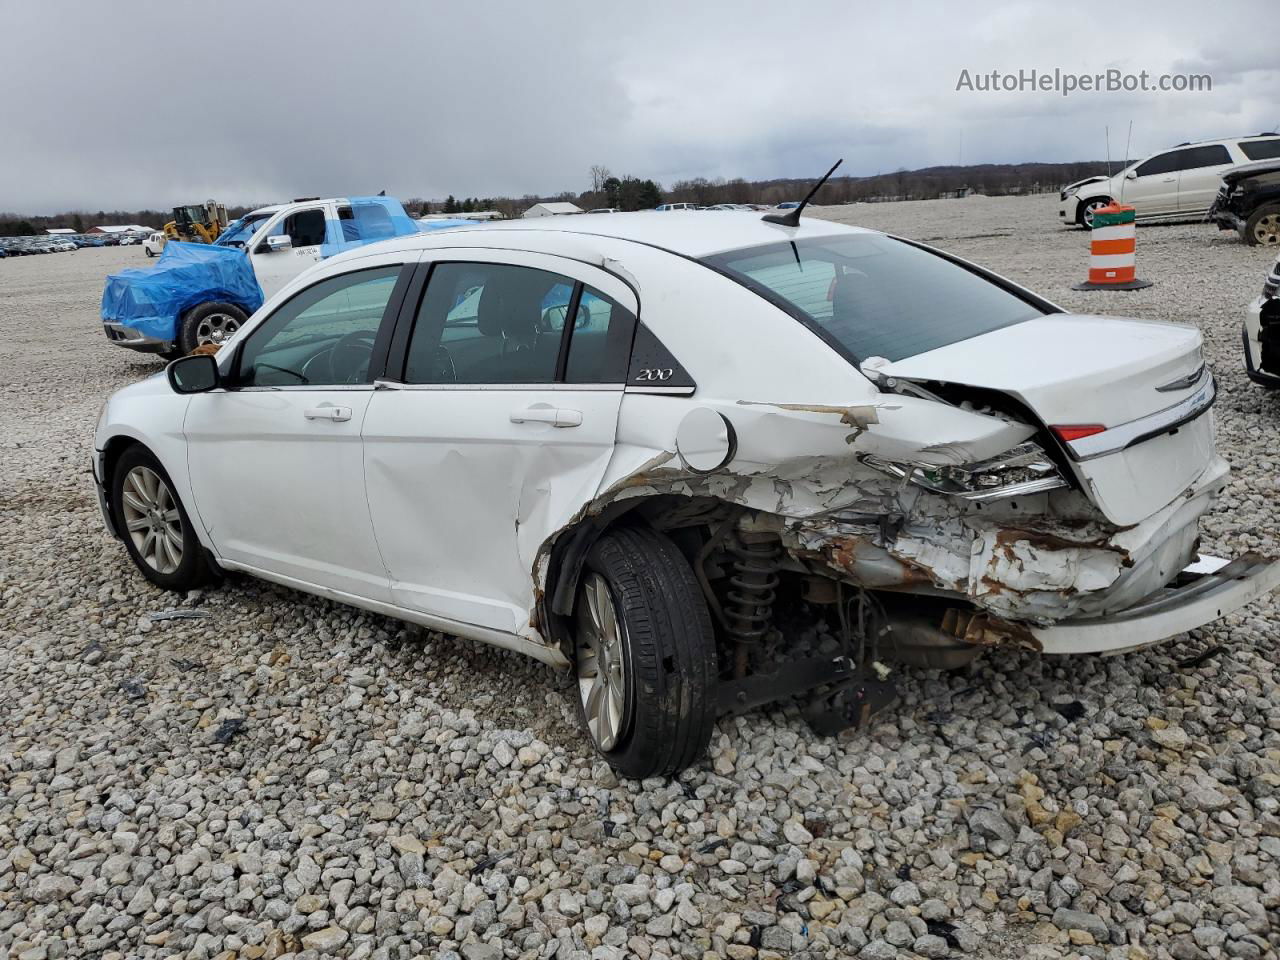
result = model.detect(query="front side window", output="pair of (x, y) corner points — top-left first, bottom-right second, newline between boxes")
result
(703, 234), (1046, 363)
(237, 266), (402, 387)
(1135, 152), (1179, 177)
(1239, 139), (1280, 161)
(256, 208), (327, 252)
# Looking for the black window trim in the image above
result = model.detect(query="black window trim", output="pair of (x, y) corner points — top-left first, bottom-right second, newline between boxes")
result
(383, 257), (637, 388)
(225, 261), (413, 390)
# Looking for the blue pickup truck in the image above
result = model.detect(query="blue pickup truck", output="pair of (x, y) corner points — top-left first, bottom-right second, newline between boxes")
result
(101, 196), (468, 358)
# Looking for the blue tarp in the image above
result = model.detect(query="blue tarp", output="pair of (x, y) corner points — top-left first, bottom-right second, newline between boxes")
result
(102, 198), (462, 342)
(319, 196), (423, 258)
(101, 242), (263, 342)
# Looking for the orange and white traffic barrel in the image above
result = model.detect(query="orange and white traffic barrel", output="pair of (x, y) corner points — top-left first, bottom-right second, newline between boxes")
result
(1072, 202), (1152, 290)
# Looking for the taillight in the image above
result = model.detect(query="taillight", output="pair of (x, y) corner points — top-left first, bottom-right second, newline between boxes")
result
(1052, 424), (1106, 443)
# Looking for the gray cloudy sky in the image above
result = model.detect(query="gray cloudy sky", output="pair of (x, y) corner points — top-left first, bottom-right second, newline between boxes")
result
(2, 0), (1275, 213)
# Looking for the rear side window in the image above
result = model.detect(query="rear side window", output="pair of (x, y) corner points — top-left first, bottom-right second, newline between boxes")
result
(565, 287), (635, 383)
(405, 262), (573, 384)
(1240, 139), (1280, 161)
(403, 262), (636, 385)
(702, 234), (1046, 363)
(1175, 144), (1231, 169)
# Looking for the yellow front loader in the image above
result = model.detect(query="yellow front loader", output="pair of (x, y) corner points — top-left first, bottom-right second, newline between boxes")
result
(163, 200), (229, 244)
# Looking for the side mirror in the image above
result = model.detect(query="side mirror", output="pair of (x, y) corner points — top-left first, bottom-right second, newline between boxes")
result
(266, 234), (293, 252)
(1125, 169), (1138, 180)
(167, 354), (220, 394)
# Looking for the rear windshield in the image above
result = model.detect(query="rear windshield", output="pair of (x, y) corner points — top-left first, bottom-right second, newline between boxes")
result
(702, 233), (1047, 363)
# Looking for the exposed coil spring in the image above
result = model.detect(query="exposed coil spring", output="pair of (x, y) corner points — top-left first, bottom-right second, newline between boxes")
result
(723, 534), (781, 644)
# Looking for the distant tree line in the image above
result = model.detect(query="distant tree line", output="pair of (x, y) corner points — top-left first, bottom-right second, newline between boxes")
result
(3, 159), (1112, 232)
(0, 204), (260, 237)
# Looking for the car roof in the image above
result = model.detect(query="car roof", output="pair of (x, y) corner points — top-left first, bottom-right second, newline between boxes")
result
(364, 210), (866, 261)
(245, 198), (352, 217)
(1165, 133), (1280, 149)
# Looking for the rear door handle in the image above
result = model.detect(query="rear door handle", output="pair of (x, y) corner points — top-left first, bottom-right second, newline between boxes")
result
(510, 405), (582, 427)
(304, 405), (352, 422)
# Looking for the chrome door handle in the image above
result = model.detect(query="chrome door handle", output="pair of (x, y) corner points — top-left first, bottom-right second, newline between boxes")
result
(510, 406), (582, 427)
(304, 405), (352, 422)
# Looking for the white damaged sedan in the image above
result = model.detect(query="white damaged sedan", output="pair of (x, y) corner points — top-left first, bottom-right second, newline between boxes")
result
(94, 211), (1280, 777)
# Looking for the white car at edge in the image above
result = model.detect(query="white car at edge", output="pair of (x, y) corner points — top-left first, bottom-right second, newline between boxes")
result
(1060, 133), (1280, 228)
(1243, 252), (1280, 387)
(93, 211), (1280, 777)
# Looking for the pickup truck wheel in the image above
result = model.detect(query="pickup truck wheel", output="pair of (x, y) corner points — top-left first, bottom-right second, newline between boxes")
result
(1245, 204), (1280, 246)
(112, 445), (214, 591)
(178, 301), (248, 355)
(572, 526), (717, 779)
(1079, 197), (1112, 229)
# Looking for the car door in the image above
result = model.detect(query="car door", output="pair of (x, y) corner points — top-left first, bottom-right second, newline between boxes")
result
(1118, 150), (1180, 215)
(249, 202), (331, 302)
(362, 250), (638, 636)
(183, 254), (413, 601)
(1175, 144), (1234, 213)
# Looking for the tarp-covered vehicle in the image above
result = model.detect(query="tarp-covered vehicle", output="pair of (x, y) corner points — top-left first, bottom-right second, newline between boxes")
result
(101, 196), (429, 358)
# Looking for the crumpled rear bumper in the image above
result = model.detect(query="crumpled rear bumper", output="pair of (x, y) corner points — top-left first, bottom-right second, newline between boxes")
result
(1032, 554), (1280, 654)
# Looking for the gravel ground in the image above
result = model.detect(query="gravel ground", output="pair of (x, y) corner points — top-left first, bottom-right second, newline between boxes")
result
(1, 197), (1278, 960)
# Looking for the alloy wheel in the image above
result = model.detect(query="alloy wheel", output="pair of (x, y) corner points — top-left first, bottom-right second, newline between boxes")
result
(575, 573), (628, 751)
(1253, 213), (1280, 245)
(1082, 200), (1109, 228)
(195, 312), (241, 346)
(120, 466), (184, 574)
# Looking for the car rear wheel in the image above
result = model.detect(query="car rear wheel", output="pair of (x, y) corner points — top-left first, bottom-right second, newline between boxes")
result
(178, 301), (248, 355)
(112, 445), (215, 591)
(1079, 197), (1112, 229)
(1245, 204), (1280, 246)
(572, 526), (717, 779)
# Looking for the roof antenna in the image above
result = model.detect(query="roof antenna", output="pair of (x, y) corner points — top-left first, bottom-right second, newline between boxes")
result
(763, 158), (843, 227)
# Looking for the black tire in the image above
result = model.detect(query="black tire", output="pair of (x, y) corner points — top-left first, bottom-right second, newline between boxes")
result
(111, 445), (215, 591)
(573, 525), (717, 779)
(1078, 197), (1112, 229)
(145, 248), (154, 257)
(177, 301), (248, 356)
(1244, 203), (1280, 247)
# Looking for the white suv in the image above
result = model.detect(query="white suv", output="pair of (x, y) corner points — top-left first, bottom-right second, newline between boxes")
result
(143, 232), (166, 257)
(1060, 134), (1280, 227)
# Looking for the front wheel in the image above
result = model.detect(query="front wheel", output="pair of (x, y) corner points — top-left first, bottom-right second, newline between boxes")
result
(178, 301), (248, 355)
(1245, 204), (1280, 246)
(145, 248), (154, 257)
(1079, 197), (1112, 229)
(572, 526), (717, 779)
(112, 445), (215, 591)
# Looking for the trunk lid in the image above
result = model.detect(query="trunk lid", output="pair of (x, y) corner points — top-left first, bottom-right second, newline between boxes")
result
(878, 315), (1213, 525)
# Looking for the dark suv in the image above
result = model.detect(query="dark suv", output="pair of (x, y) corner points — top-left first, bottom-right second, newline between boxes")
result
(1210, 160), (1280, 246)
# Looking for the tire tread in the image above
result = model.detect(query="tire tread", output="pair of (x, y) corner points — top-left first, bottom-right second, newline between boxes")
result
(585, 525), (717, 778)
